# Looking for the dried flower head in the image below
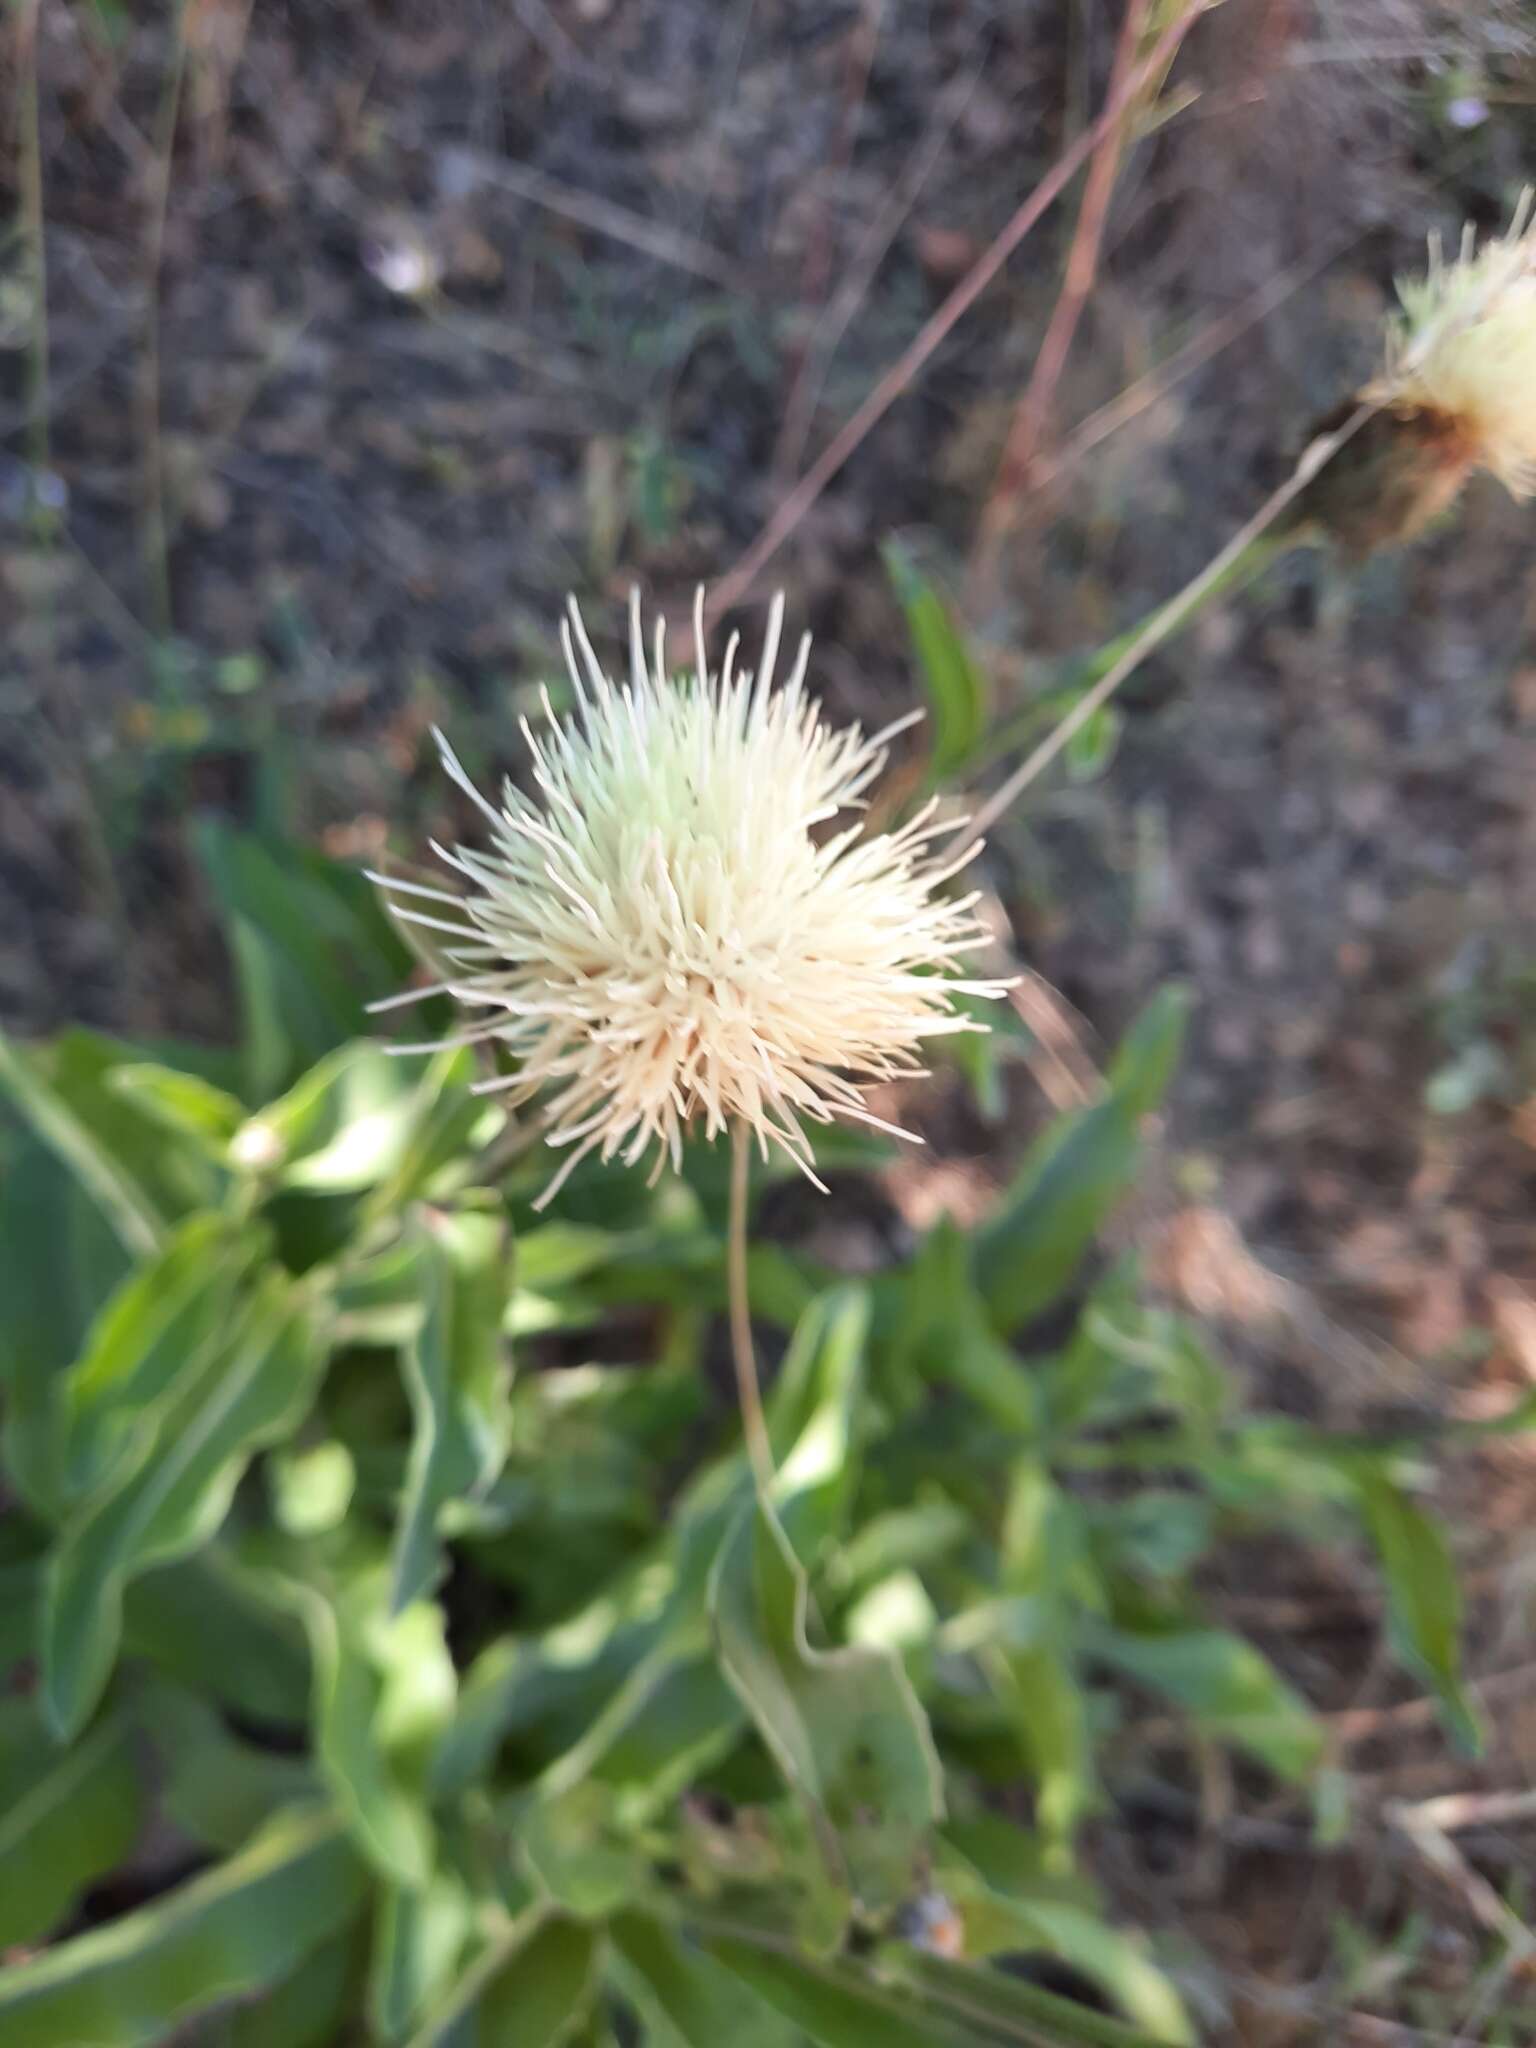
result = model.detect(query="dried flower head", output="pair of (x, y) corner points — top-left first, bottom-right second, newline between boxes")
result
(1368, 188), (1536, 498)
(371, 593), (1005, 1206)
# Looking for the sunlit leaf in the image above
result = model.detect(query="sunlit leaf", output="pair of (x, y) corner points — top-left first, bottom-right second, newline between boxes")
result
(391, 1199), (514, 1613)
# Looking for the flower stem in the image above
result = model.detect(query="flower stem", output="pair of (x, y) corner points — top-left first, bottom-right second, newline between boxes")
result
(728, 1123), (774, 1496)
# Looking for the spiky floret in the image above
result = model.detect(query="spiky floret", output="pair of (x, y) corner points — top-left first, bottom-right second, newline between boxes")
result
(1369, 188), (1536, 498)
(371, 593), (1005, 1206)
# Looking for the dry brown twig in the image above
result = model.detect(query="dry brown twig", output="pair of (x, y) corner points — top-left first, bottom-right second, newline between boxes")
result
(705, 0), (1216, 624)
(968, 0), (1155, 609)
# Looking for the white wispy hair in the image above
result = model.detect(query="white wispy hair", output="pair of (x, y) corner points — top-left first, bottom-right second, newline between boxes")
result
(1370, 188), (1536, 497)
(370, 592), (1007, 1207)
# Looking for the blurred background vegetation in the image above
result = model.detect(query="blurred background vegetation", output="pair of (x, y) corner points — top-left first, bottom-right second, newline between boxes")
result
(5, 2), (1536, 2042)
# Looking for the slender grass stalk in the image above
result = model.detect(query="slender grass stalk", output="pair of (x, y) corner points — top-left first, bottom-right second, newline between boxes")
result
(728, 1123), (775, 1496)
(957, 400), (1377, 853)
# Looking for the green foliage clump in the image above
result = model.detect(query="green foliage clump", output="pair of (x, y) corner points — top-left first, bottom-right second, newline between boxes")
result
(0, 824), (1479, 2048)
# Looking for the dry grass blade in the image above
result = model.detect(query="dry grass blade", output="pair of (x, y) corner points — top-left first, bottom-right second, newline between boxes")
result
(968, 0), (1155, 606)
(706, 0), (1214, 622)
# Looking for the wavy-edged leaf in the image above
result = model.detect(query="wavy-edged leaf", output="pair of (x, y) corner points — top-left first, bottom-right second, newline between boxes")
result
(0, 1805), (366, 2048)
(391, 1200), (514, 1613)
(709, 1499), (942, 1921)
(42, 1273), (328, 1740)
(0, 1705), (140, 1949)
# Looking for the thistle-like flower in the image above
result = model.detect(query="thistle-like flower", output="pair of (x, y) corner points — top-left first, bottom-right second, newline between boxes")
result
(1368, 188), (1536, 499)
(371, 593), (1005, 1206)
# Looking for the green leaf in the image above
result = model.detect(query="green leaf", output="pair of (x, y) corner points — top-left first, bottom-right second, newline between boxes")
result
(0, 1705), (141, 1949)
(391, 1201), (514, 1613)
(709, 1499), (943, 1920)
(1089, 1626), (1323, 1781)
(0, 1131), (131, 1519)
(942, 1867), (1193, 2044)
(122, 1550), (310, 1726)
(59, 1213), (261, 1500)
(1064, 706), (1121, 784)
(521, 1779), (647, 1918)
(226, 1932), (358, 2048)
(42, 1273), (328, 1740)
(277, 1566), (453, 1888)
(363, 1048), (502, 1223)
(702, 1938), (978, 2048)
(147, 1685), (318, 1851)
(978, 990), (1188, 1335)
(0, 1805), (367, 2048)
(880, 1943), (1188, 2047)
(370, 1873), (474, 2043)
(108, 1063), (246, 1154)
(1352, 1467), (1480, 1753)
(883, 541), (991, 780)
(410, 1912), (599, 2048)
(228, 914), (292, 1105)
(609, 1914), (798, 2048)
(196, 821), (409, 1089)
(0, 1033), (163, 1257)
(252, 1043), (423, 1194)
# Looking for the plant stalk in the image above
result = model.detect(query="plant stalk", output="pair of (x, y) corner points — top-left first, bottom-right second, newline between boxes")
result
(727, 1123), (775, 1496)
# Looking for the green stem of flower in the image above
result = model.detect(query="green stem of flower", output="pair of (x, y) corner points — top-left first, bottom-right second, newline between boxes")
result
(958, 398), (1377, 853)
(727, 1123), (774, 1497)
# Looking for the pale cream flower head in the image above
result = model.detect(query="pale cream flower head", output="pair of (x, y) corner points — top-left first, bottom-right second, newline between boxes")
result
(372, 592), (1006, 1207)
(1369, 188), (1536, 498)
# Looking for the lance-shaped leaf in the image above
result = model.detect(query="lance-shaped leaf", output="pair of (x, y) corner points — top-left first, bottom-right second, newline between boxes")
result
(978, 989), (1188, 1336)
(0, 1132), (130, 1520)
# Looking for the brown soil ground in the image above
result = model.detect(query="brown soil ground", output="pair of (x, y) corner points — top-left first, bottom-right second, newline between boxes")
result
(5, 1), (1536, 2037)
